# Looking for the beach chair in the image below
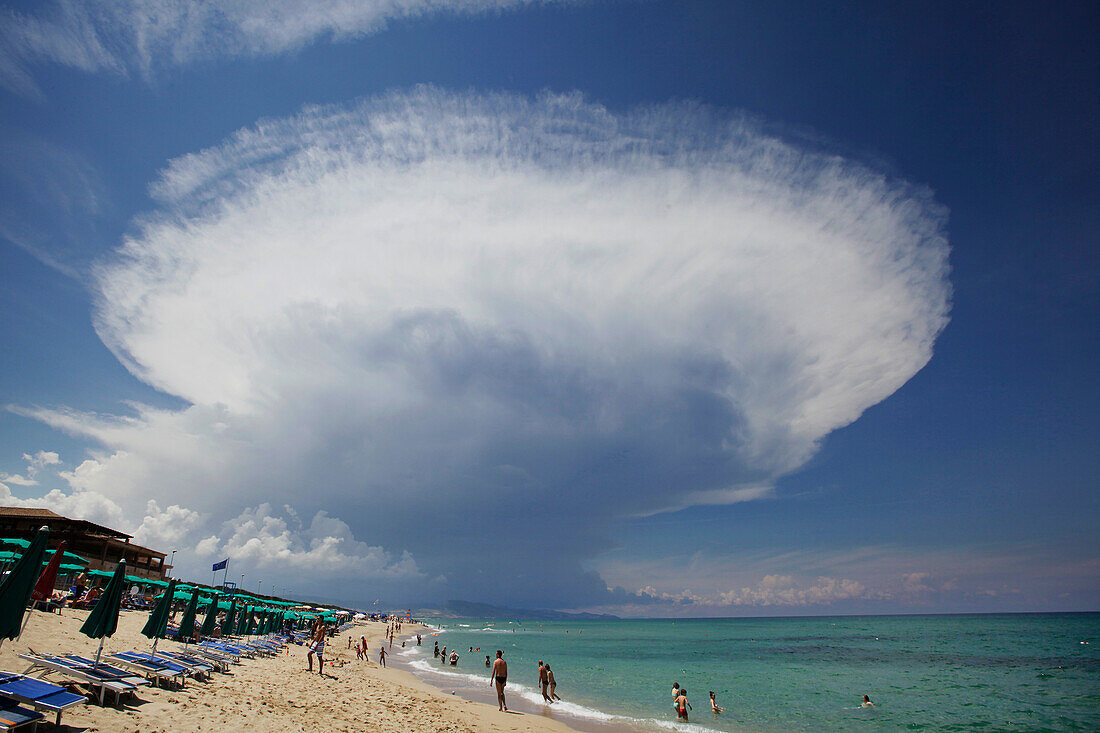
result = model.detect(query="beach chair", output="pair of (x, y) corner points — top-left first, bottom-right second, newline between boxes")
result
(187, 645), (238, 667)
(192, 643), (241, 665)
(0, 671), (87, 726)
(103, 653), (187, 689)
(157, 650), (225, 674)
(201, 641), (254, 659)
(0, 700), (42, 732)
(119, 650), (212, 679)
(18, 653), (143, 706)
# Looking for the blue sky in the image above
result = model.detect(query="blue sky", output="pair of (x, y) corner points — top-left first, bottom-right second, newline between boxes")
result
(0, 1), (1096, 615)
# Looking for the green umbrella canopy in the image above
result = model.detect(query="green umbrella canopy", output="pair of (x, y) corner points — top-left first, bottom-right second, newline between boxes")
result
(86, 568), (114, 579)
(79, 559), (127, 640)
(221, 596), (237, 635)
(142, 578), (170, 588)
(0, 538), (30, 549)
(177, 590), (200, 639)
(57, 563), (85, 572)
(0, 526), (49, 641)
(236, 606), (252, 635)
(141, 578), (177, 640)
(200, 593), (220, 636)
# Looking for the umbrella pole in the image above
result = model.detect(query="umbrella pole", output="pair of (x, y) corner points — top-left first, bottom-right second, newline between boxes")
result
(151, 637), (158, 660)
(16, 605), (35, 642)
(93, 637), (105, 666)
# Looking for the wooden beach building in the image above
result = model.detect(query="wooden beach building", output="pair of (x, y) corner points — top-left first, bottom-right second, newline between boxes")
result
(0, 506), (169, 580)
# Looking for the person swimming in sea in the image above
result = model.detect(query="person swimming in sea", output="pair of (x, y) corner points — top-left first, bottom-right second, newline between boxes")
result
(861, 695), (875, 707)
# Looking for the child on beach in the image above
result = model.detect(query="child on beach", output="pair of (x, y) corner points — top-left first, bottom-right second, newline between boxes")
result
(378, 646), (387, 667)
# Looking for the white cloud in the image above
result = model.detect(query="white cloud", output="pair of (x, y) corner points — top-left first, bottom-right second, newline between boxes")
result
(718, 574), (872, 606)
(0, 450), (64, 486)
(131, 500), (205, 547)
(589, 543), (1100, 615)
(24, 450), (61, 468)
(0, 482), (127, 529)
(21, 88), (950, 606)
(203, 504), (422, 579)
(0, 0), (572, 96)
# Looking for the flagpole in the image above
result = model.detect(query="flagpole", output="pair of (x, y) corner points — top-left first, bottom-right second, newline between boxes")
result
(223, 558), (230, 589)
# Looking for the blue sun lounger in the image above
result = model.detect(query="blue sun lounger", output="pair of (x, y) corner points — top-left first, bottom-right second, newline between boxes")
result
(17, 653), (144, 707)
(0, 672), (87, 726)
(200, 641), (254, 659)
(157, 649), (225, 674)
(102, 654), (187, 689)
(0, 700), (42, 732)
(117, 651), (212, 679)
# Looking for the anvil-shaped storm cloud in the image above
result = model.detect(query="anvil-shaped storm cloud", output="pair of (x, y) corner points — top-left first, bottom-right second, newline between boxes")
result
(28, 87), (950, 607)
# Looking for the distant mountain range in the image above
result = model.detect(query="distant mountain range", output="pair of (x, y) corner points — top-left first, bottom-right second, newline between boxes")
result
(414, 600), (619, 620)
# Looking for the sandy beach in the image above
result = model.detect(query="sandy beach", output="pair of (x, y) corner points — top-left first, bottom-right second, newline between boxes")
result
(0, 607), (584, 732)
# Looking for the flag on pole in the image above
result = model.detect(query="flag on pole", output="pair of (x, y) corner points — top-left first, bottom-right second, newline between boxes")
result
(212, 558), (229, 572)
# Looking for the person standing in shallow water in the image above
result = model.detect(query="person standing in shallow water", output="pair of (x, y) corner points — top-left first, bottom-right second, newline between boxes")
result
(538, 660), (553, 703)
(490, 650), (508, 711)
(675, 687), (692, 722)
(546, 664), (561, 700)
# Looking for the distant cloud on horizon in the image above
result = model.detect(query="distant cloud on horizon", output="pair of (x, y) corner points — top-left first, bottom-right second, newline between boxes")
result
(14, 87), (951, 607)
(0, 0), (576, 97)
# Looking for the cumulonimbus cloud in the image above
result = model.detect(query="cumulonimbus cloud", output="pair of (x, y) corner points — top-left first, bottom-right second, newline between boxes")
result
(0, 0), (570, 96)
(28, 87), (949, 606)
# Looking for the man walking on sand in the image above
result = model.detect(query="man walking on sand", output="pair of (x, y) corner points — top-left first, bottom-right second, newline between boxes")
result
(490, 650), (508, 711)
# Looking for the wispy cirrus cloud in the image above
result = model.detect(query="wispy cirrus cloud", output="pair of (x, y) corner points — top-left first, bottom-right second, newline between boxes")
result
(17, 87), (950, 607)
(0, 0), (574, 97)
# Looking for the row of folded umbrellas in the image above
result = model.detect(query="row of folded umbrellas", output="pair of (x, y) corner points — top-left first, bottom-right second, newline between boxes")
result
(0, 527), (341, 662)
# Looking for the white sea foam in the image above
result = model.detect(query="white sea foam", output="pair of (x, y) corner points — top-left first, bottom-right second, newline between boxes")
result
(404, 657), (714, 732)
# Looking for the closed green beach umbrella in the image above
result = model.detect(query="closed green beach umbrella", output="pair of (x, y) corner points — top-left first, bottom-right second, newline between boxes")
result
(0, 526), (49, 646)
(79, 559), (127, 664)
(140, 577), (176, 656)
(200, 593), (220, 636)
(236, 605), (251, 635)
(221, 595), (237, 635)
(246, 608), (258, 635)
(177, 589), (200, 641)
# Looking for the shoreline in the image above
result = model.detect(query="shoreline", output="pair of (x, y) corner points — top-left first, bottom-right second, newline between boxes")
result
(0, 607), (593, 731)
(387, 626), (645, 733)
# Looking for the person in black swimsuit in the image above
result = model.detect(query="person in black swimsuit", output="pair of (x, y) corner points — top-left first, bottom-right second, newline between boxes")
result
(489, 650), (508, 711)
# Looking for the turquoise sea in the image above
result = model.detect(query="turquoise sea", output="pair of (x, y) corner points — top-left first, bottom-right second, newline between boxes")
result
(391, 613), (1100, 732)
